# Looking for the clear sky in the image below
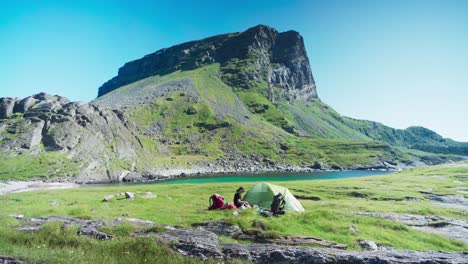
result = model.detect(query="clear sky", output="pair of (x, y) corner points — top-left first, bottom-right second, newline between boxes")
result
(1, 0), (467, 141)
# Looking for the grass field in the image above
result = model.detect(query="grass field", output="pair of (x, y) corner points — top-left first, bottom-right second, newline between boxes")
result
(0, 162), (467, 263)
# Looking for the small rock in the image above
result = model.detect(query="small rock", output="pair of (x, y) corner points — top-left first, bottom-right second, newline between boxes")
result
(9, 214), (24, 219)
(350, 192), (368, 198)
(349, 226), (359, 233)
(125, 192), (135, 199)
(141, 192), (157, 199)
(48, 200), (59, 206)
(358, 240), (378, 251)
(103, 195), (115, 202)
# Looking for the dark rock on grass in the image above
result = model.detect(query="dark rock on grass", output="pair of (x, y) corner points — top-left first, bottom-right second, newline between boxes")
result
(222, 244), (252, 262)
(0, 256), (25, 264)
(184, 106), (197, 115)
(403, 196), (424, 202)
(159, 227), (223, 260)
(424, 193), (468, 213)
(295, 195), (321, 201)
(192, 221), (242, 237)
(425, 193), (468, 205)
(349, 191), (368, 198)
(262, 236), (348, 250)
(238, 244), (467, 264)
(18, 216), (112, 240)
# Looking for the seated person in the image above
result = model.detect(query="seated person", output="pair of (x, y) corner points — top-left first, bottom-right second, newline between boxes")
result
(233, 187), (251, 209)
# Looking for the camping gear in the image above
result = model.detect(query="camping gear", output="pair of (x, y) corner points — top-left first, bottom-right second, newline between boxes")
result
(208, 194), (225, 210)
(221, 204), (237, 210)
(259, 208), (274, 217)
(243, 182), (305, 212)
(271, 193), (286, 215)
(209, 194), (237, 210)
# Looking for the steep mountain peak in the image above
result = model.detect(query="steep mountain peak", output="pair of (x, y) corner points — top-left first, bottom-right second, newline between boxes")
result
(98, 25), (317, 102)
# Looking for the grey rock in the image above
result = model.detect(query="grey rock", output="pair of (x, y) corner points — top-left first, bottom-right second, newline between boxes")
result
(48, 200), (59, 206)
(18, 216), (111, 240)
(357, 212), (468, 244)
(358, 240), (378, 251)
(242, 244), (467, 264)
(103, 195), (115, 202)
(0, 256), (25, 264)
(425, 193), (468, 211)
(192, 221), (242, 237)
(8, 214), (24, 219)
(141, 192), (157, 199)
(125, 192), (135, 199)
(13, 96), (37, 113)
(0, 97), (17, 119)
(159, 227), (223, 260)
(110, 217), (156, 227)
(222, 244), (252, 262)
(0, 93), (145, 182)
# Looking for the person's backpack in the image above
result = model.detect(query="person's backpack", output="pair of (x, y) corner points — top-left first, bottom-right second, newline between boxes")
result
(271, 193), (286, 216)
(208, 194), (225, 210)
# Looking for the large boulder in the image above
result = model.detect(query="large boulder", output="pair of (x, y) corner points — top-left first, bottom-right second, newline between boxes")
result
(0, 97), (17, 119)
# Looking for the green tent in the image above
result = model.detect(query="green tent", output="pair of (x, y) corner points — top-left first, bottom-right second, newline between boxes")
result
(243, 182), (305, 212)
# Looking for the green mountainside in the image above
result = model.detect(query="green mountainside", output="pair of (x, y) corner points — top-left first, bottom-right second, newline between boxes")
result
(0, 25), (466, 182)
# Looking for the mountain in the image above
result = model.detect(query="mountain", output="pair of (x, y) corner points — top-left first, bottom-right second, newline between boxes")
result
(1, 25), (466, 182)
(98, 25), (317, 102)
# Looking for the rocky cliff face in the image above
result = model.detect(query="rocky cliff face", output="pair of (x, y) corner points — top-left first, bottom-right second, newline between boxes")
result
(0, 93), (144, 182)
(98, 25), (317, 102)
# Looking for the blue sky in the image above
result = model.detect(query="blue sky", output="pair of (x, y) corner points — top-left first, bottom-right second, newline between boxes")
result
(1, 0), (467, 141)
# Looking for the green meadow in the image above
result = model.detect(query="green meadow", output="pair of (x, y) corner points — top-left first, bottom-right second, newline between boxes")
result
(1, 162), (467, 263)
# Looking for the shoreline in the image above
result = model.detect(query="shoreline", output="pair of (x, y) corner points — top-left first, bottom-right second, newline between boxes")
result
(0, 181), (80, 195)
(0, 167), (397, 195)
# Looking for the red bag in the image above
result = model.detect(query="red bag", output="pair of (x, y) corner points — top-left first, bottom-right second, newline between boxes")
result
(208, 194), (225, 210)
(221, 204), (237, 210)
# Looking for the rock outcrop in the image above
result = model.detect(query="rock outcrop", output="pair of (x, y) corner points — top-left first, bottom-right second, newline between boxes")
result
(0, 93), (144, 182)
(357, 212), (468, 244)
(0, 256), (25, 264)
(98, 25), (317, 102)
(15, 216), (468, 264)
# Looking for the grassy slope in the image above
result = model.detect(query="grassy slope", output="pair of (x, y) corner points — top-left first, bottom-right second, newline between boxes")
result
(104, 64), (393, 169)
(1, 162), (467, 263)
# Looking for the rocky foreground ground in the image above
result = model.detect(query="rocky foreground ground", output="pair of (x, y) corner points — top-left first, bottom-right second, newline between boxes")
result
(3, 216), (466, 264)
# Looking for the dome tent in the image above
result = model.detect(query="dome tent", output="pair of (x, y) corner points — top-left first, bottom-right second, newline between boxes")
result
(243, 182), (305, 212)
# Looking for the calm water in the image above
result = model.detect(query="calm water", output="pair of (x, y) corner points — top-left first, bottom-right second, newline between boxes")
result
(159, 170), (393, 185)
